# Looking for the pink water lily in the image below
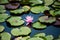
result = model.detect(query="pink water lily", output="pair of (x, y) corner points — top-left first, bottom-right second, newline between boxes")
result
(25, 16), (33, 25)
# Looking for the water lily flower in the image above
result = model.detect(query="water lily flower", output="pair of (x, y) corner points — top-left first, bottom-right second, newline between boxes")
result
(25, 16), (33, 25)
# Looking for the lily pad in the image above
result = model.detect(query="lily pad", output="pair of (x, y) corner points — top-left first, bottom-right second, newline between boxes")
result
(54, 20), (60, 26)
(0, 5), (5, 10)
(22, 6), (30, 12)
(28, 37), (45, 40)
(7, 16), (24, 26)
(0, 14), (10, 23)
(0, 25), (4, 32)
(21, 36), (30, 40)
(31, 6), (50, 14)
(50, 10), (55, 16)
(5, 3), (20, 10)
(19, 27), (31, 35)
(39, 16), (56, 23)
(11, 28), (20, 36)
(0, 5), (6, 13)
(14, 36), (30, 40)
(1, 32), (11, 40)
(29, 0), (43, 6)
(45, 35), (54, 40)
(32, 22), (47, 29)
(52, 1), (60, 10)
(34, 33), (46, 37)
(54, 10), (60, 16)
(10, 9), (24, 14)
(0, 0), (9, 4)
(44, 0), (54, 6)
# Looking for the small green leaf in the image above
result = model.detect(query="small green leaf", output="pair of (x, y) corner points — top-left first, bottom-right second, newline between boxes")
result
(19, 27), (31, 35)
(1, 32), (11, 40)
(0, 14), (10, 22)
(46, 35), (54, 40)
(32, 22), (47, 29)
(7, 16), (24, 26)
(34, 33), (46, 37)
(44, 0), (54, 6)
(0, 25), (4, 32)
(10, 9), (24, 14)
(31, 6), (50, 14)
(22, 6), (30, 12)
(0, 0), (9, 4)
(39, 16), (56, 23)
(11, 28), (20, 36)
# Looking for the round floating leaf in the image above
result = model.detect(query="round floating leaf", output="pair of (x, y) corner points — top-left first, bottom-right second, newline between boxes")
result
(19, 27), (31, 35)
(0, 25), (4, 32)
(32, 22), (47, 29)
(39, 16), (56, 23)
(44, 0), (54, 6)
(5, 3), (20, 10)
(0, 5), (5, 10)
(14, 36), (30, 40)
(21, 36), (30, 40)
(31, 6), (50, 14)
(45, 35), (54, 40)
(22, 6), (30, 12)
(28, 37), (45, 40)
(7, 16), (24, 26)
(10, 9), (24, 14)
(0, 14), (10, 23)
(53, 2), (60, 6)
(0, 0), (9, 4)
(1, 32), (11, 40)
(34, 33), (46, 37)
(54, 10), (60, 16)
(29, 0), (43, 6)
(11, 28), (20, 36)
(50, 10), (55, 16)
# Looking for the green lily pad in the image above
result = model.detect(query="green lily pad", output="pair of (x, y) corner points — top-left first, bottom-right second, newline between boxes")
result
(0, 0), (9, 4)
(44, 0), (54, 6)
(10, 9), (24, 14)
(0, 5), (6, 13)
(50, 10), (55, 16)
(29, 0), (43, 6)
(14, 36), (30, 40)
(50, 10), (60, 16)
(21, 36), (30, 40)
(20, 0), (30, 4)
(45, 35), (54, 40)
(11, 28), (20, 36)
(0, 5), (5, 10)
(1, 32), (11, 40)
(32, 22), (47, 29)
(28, 37), (45, 40)
(0, 14), (10, 23)
(22, 6), (30, 12)
(31, 6), (50, 14)
(39, 16), (56, 23)
(0, 10), (6, 13)
(54, 10), (60, 16)
(0, 25), (4, 32)
(34, 33), (46, 37)
(53, 2), (60, 6)
(19, 27), (31, 35)
(52, 1), (60, 10)
(7, 16), (24, 26)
